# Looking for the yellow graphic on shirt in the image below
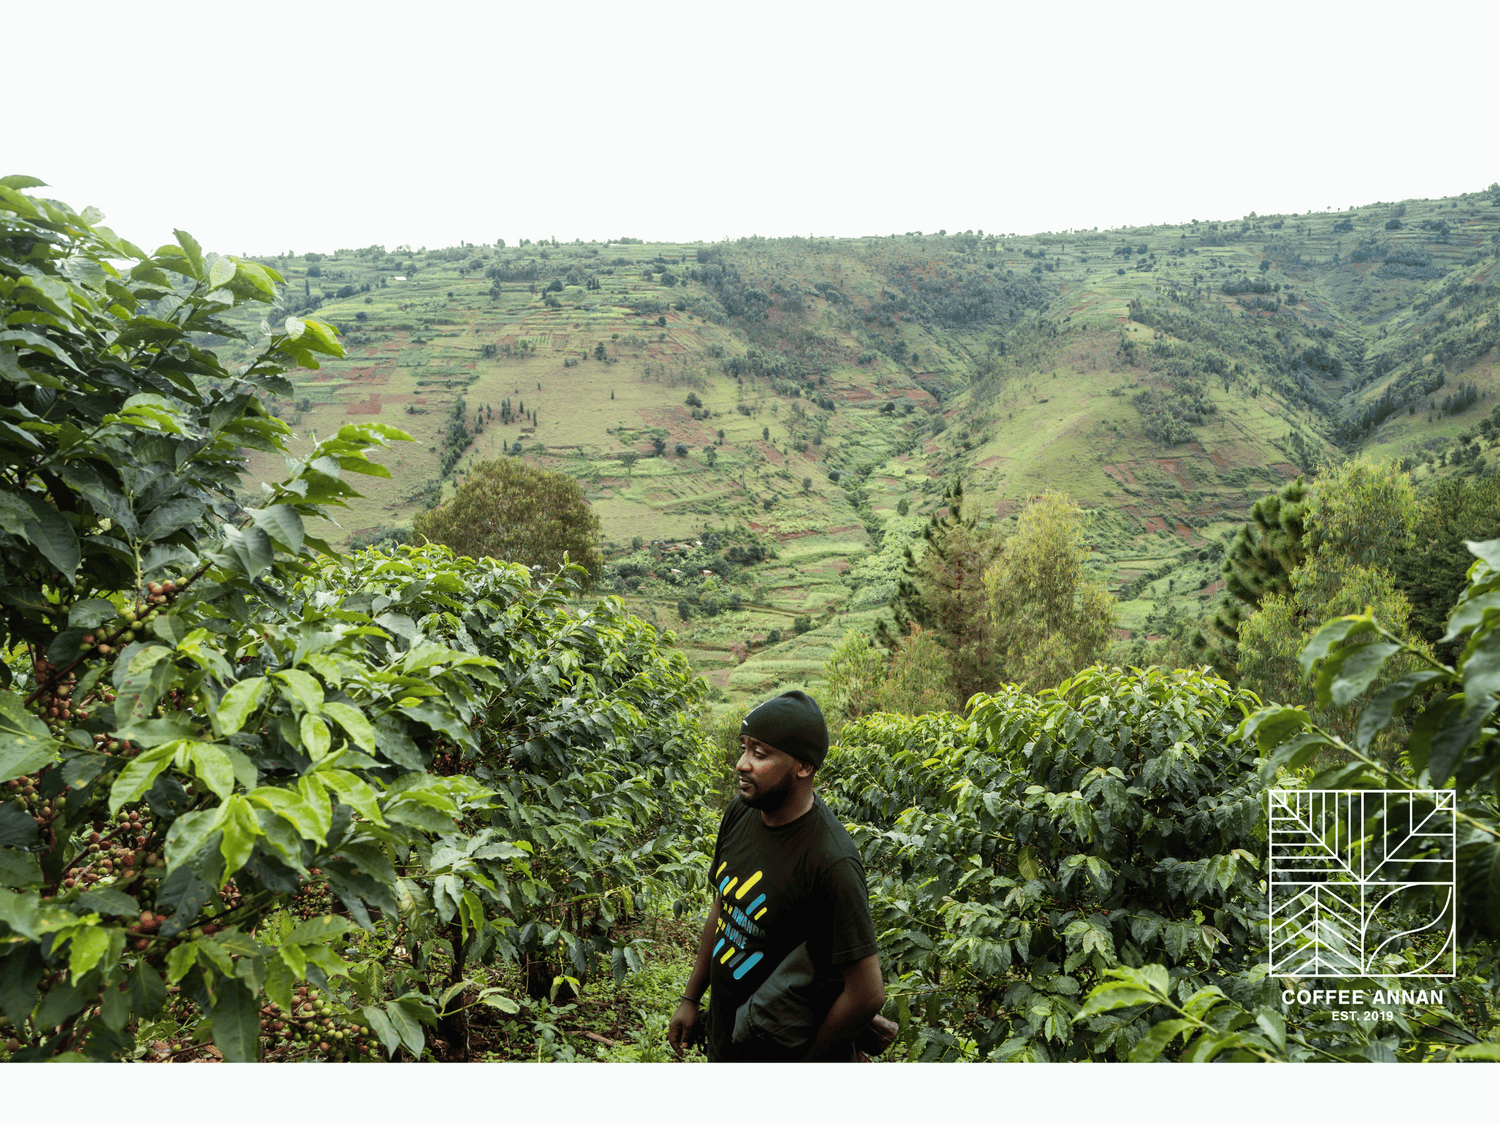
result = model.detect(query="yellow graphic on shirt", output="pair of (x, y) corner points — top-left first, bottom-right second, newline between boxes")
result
(714, 864), (771, 981)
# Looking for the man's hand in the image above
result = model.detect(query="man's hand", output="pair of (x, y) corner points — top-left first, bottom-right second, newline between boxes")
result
(800, 953), (885, 1062)
(672, 897), (719, 1060)
(668, 1000), (702, 1060)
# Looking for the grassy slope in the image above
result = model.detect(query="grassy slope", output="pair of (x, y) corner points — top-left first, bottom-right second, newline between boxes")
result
(220, 187), (1500, 705)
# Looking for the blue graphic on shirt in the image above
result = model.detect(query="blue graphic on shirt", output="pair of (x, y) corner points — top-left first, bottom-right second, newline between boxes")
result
(713, 861), (771, 974)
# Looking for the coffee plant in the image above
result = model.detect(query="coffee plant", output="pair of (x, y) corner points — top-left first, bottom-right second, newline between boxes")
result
(823, 666), (1267, 1060)
(0, 180), (716, 1062)
(825, 647), (1500, 1062)
(1069, 541), (1500, 1063)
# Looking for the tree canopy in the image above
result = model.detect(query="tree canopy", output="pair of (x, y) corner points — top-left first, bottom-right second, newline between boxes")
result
(411, 457), (603, 586)
(1201, 475), (1310, 677)
(1234, 458), (1429, 755)
(824, 626), (955, 732)
(877, 478), (1002, 704)
(983, 490), (1115, 692)
(876, 483), (1113, 704)
(1393, 473), (1500, 658)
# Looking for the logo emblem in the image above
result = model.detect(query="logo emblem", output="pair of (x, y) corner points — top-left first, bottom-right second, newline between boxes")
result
(1268, 790), (1455, 978)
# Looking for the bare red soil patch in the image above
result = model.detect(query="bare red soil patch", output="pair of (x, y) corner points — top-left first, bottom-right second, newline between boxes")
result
(765, 523), (861, 543)
(1155, 459), (1197, 490)
(903, 387), (938, 409)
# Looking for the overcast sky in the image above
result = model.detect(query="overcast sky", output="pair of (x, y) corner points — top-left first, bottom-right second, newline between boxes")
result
(11, 1), (1497, 258)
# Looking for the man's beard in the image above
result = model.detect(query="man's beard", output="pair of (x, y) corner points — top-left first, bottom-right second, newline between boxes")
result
(739, 770), (795, 812)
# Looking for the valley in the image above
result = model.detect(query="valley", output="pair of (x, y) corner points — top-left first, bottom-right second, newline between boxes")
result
(215, 187), (1500, 705)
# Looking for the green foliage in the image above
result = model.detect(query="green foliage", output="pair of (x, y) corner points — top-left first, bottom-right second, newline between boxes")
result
(1207, 476), (1310, 670)
(1302, 457), (1419, 595)
(0, 184), (715, 1063)
(877, 478), (1002, 704)
(876, 486), (1112, 703)
(1077, 961), (1495, 1063)
(823, 627), (955, 731)
(1246, 539), (1500, 951)
(822, 630), (885, 727)
(983, 491), (1115, 693)
(411, 458), (603, 588)
(1236, 459), (1429, 754)
(844, 513), (924, 610)
(1237, 561), (1431, 757)
(823, 666), (1268, 1061)
(1394, 474), (1500, 658)
(1073, 545), (1500, 1063)
(0, 177), (340, 674)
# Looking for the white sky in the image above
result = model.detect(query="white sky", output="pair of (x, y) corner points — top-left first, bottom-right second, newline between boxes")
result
(11, 1), (1497, 258)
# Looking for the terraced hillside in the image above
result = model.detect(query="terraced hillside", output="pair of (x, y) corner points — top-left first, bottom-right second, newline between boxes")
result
(214, 185), (1500, 703)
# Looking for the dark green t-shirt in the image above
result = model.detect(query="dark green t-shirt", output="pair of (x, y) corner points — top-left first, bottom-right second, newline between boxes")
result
(704, 793), (878, 1062)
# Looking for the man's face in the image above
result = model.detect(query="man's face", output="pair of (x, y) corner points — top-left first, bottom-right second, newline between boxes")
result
(736, 734), (803, 811)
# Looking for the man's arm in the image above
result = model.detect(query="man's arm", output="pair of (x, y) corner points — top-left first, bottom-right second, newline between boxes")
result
(800, 952), (884, 1062)
(668, 895), (720, 1059)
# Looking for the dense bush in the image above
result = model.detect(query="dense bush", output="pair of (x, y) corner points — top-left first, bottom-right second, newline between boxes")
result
(0, 182), (715, 1062)
(1081, 542), (1500, 1062)
(826, 614), (1500, 1061)
(823, 666), (1268, 1060)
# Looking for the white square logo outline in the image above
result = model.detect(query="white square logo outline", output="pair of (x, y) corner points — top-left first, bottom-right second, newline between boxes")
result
(1267, 789), (1456, 979)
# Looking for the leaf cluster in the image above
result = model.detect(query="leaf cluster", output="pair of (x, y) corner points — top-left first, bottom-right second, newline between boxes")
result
(0, 183), (717, 1063)
(411, 457), (603, 589)
(823, 666), (1267, 1061)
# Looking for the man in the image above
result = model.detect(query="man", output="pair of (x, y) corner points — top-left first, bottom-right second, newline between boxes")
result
(669, 690), (885, 1062)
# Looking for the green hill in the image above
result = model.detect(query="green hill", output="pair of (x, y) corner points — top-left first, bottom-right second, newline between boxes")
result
(213, 185), (1500, 703)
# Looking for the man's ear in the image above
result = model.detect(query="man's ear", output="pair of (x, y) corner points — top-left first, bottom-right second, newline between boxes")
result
(794, 759), (817, 781)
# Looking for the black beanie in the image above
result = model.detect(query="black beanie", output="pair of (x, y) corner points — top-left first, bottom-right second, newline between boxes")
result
(740, 690), (829, 768)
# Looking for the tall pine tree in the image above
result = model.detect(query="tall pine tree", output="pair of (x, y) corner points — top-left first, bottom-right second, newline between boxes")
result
(1192, 476), (1309, 678)
(1392, 473), (1500, 660)
(876, 478), (1002, 704)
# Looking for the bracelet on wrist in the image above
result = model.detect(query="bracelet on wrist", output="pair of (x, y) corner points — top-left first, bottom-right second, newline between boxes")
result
(678, 994), (701, 1006)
